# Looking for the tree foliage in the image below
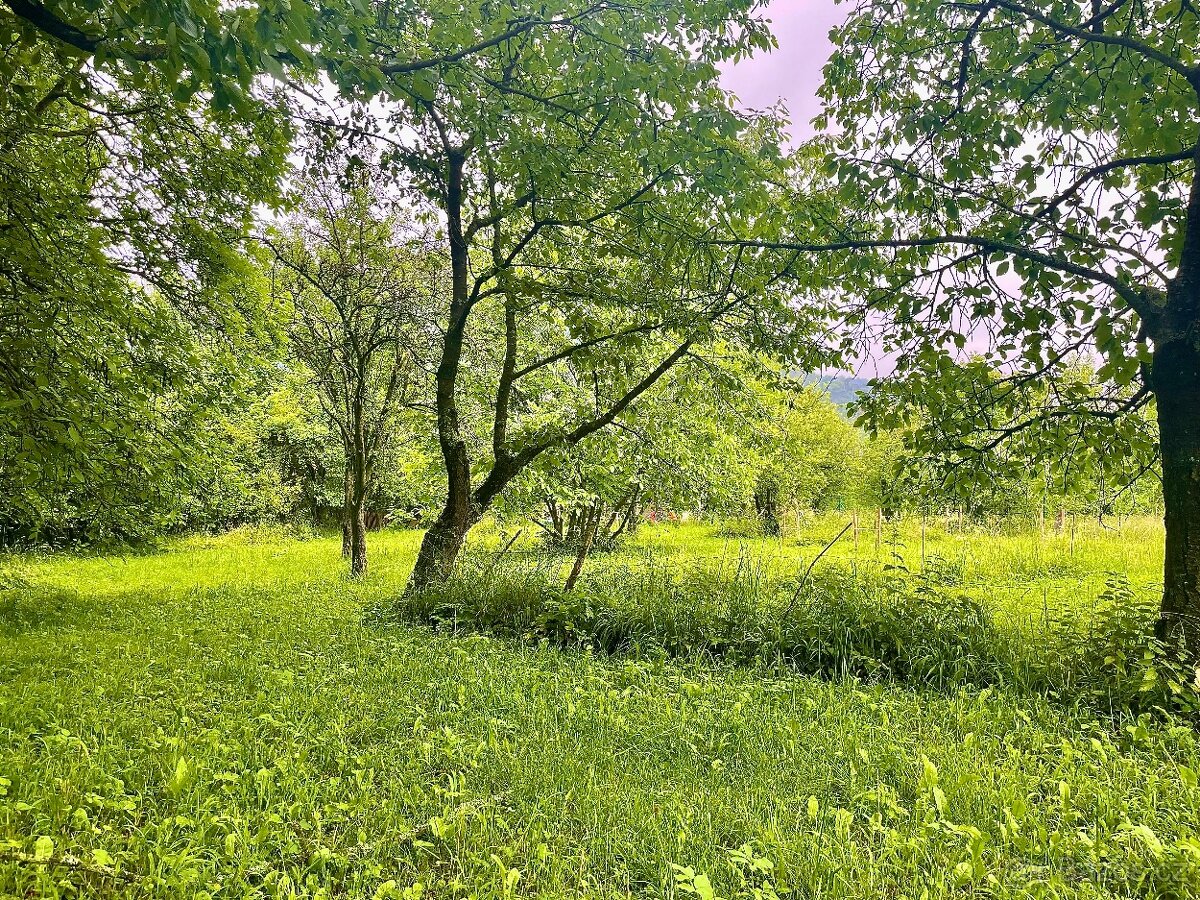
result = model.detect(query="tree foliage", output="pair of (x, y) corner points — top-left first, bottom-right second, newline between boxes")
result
(267, 154), (442, 574)
(315, 0), (832, 590)
(0, 27), (290, 542)
(804, 0), (1200, 653)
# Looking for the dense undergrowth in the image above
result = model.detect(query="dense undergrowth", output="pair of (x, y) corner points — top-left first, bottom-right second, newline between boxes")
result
(2, 522), (1199, 898)
(384, 539), (1198, 718)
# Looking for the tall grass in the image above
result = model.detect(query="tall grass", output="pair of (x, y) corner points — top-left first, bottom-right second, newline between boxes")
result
(378, 519), (1194, 716)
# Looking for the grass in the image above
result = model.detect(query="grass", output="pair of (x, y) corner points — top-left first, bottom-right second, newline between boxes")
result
(2, 521), (1199, 898)
(630, 513), (1164, 623)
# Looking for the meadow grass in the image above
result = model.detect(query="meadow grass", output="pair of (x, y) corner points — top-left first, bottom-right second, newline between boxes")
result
(626, 514), (1164, 623)
(2, 522), (1199, 899)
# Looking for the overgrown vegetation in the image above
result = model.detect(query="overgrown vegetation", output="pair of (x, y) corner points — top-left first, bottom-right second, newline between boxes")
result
(388, 520), (1198, 717)
(4, 0), (1200, 895)
(3, 523), (1200, 898)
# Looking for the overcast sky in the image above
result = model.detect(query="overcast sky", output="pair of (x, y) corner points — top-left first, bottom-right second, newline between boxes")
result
(720, 0), (849, 140)
(721, 1), (896, 380)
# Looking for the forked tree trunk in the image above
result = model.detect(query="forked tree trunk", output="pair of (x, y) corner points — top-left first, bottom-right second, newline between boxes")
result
(1153, 337), (1200, 661)
(401, 148), (693, 596)
(406, 148), (477, 595)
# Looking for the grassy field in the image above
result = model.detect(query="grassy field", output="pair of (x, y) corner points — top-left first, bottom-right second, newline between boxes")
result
(2, 521), (1199, 898)
(638, 514), (1164, 621)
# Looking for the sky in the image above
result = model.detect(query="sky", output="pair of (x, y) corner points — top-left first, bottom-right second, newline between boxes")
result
(720, 0), (849, 141)
(722, 1), (898, 380)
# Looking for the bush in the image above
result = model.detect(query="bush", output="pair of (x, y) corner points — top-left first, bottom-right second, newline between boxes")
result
(1045, 575), (1200, 716)
(376, 549), (1007, 686)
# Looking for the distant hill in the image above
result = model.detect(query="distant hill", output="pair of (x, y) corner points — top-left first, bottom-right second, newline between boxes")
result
(804, 374), (873, 408)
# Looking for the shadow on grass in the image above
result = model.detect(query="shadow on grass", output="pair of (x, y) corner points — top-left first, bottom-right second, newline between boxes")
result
(0, 585), (98, 637)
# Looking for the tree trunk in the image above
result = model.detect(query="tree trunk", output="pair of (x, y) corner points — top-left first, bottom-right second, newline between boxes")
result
(406, 148), (477, 595)
(347, 450), (369, 578)
(622, 490), (642, 536)
(564, 505), (599, 592)
(1153, 337), (1200, 660)
(409, 508), (472, 592)
(349, 502), (367, 578)
(341, 466), (353, 558)
(754, 478), (780, 537)
(546, 497), (564, 543)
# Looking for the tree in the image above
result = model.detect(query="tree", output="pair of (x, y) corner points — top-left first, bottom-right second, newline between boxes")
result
(266, 156), (439, 576)
(0, 49), (287, 543)
(2, 1), (713, 535)
(320, 0), (819, 593)
(740, 0), (1199, 656)
(508, 355), (761, 550)
(745, 377), (860, 535)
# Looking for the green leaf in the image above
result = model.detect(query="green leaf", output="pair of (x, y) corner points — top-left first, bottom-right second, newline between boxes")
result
(918, 754), (939, 791)
(692, 873), (718, 900)
(167, 756), (194, 796)
(33, 836), (53, 861)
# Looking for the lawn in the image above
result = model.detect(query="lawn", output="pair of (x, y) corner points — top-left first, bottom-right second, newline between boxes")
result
(1, 522), (1198, 899)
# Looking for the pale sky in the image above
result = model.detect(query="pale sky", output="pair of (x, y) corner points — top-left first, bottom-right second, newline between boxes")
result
(722, 1), (896, 379)
(721, 0), (849, 140)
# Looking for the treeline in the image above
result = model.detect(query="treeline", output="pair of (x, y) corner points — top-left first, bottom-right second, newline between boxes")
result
(0, 142), (1161, 551)
(0, 128), (1162, 561)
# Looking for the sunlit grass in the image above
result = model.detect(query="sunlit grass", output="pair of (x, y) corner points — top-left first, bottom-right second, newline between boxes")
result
(620, 515), (1164, 624)
(2, 518), (1197, 899)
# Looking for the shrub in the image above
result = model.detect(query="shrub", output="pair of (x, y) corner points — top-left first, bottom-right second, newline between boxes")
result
(1044, 575), (1200, 716)
(378, 548), (1010, 688)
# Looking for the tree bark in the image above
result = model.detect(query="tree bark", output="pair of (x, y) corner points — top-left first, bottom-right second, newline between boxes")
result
(341, 465), (353, 559)
(407, 148), (475, 593)
(349, 502), (368, 577)
(754, 478), (781, 537)
(546, 497), (564, 542)
(1152, 133), (1200, 662)
(347, 448), (370, 577)
(1153, 337), (1200, 660)
(409, 508), (473, 591)
(564, 505), (599, 592)
(622, 489), (642, 536)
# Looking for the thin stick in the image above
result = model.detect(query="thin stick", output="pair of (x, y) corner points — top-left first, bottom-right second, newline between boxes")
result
(782, 519), (854, 617)
(481, 528), (523, 581)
